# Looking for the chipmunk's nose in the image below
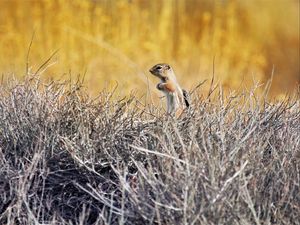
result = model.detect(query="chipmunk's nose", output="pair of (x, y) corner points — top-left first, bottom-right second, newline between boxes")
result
(149, 67), (154, 74)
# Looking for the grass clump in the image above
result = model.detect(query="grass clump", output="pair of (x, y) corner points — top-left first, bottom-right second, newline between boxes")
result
(0, 77), (299, 225)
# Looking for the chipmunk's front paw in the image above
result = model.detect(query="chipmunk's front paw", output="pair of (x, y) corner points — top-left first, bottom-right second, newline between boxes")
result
(156, 83), (164, 91)
(156, 82), (176, 93)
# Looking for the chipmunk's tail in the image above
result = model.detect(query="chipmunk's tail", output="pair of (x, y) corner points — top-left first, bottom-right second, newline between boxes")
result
(182, 89), (190, 108)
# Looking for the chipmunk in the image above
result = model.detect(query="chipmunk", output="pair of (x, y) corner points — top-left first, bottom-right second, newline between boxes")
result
(149, 63), (190, 114)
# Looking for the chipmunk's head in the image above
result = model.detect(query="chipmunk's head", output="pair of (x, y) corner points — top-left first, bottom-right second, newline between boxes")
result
(149, 63), (172, 81)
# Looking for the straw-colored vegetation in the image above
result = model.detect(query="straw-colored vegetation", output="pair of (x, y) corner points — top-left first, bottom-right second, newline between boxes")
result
(0, 1), (299, 224)
(0, 76), (299, 224)
(0, 0), (299, 96)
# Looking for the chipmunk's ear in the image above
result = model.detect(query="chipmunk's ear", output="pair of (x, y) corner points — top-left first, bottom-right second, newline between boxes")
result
(165, 64), (171, 70)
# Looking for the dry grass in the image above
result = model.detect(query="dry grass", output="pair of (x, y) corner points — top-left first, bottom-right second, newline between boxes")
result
(0, 75), (299, 225)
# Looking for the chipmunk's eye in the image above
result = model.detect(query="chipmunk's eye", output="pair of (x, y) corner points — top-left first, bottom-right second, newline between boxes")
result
(156, 66), (162, 70)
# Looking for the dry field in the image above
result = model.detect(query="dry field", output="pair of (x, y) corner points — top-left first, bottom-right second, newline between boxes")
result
(0, 0), (299, 96)
(0, 76), (299, 225)
(0, 1), (299, 224)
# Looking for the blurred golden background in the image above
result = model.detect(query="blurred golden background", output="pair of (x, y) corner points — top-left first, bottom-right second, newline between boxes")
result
(0, 0), (299, 96)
